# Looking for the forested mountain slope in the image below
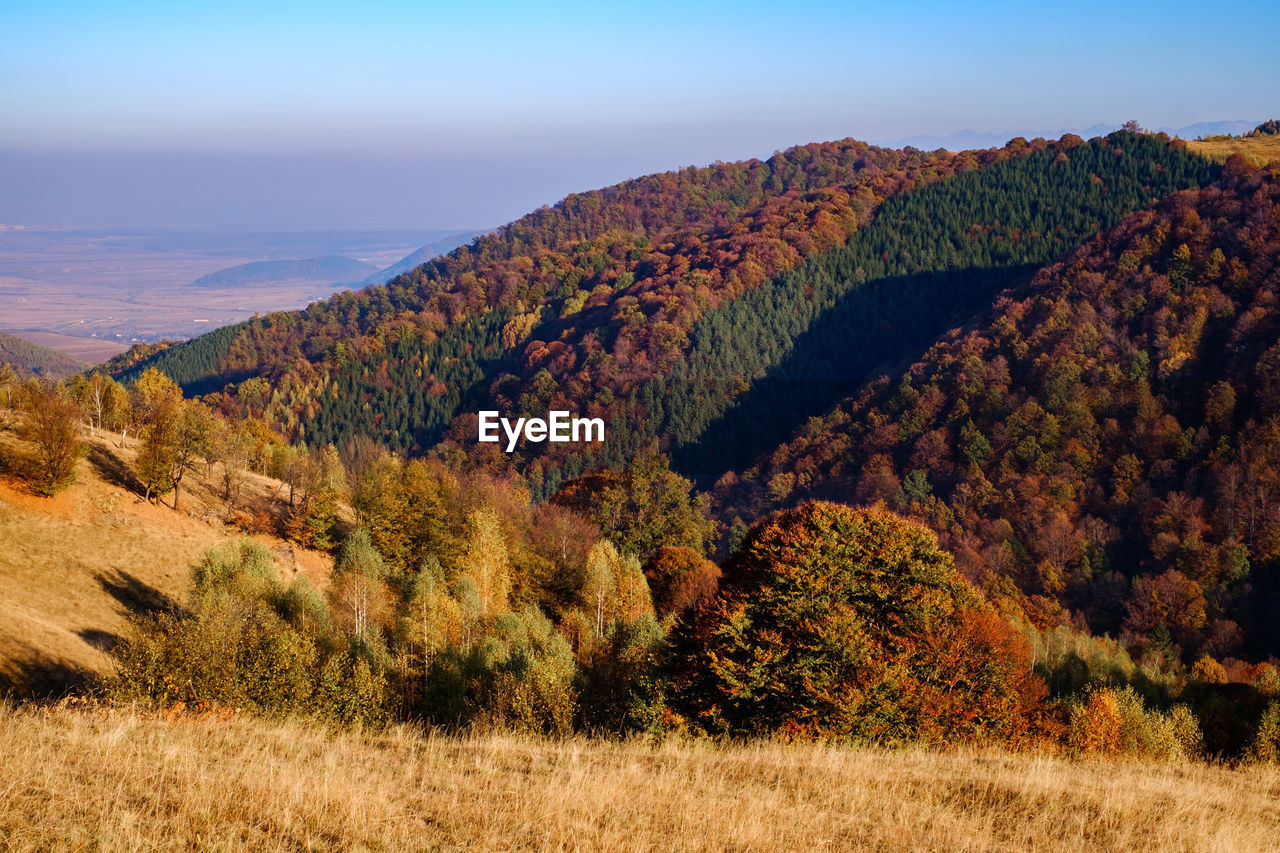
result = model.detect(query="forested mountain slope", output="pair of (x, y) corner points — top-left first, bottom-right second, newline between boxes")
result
(114, 139), (966, 421)
(721, 157), (1280, 661)
(438, 132), (1215, 492)
(654, 133), (1218, 479)
(115, 132), (1219, 500)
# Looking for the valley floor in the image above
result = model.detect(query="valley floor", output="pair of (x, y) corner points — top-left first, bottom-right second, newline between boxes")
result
(2, 703), (1278, 852)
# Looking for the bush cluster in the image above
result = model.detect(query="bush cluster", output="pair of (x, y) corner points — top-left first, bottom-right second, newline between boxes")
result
(109, 501), (1280, 762)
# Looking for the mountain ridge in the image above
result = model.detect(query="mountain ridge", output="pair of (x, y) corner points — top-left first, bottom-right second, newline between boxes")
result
(883, 120), (1261, 151)
(113, 132), (1216, 503)
(191, 255), (377, 289)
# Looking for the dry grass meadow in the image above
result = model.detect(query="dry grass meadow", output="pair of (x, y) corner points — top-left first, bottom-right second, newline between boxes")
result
(1186, 135), (1280, 166)
(2, 702), (1279, 852)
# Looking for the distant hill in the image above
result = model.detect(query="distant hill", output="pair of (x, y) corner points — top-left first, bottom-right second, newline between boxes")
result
(0, 331), (88, 379)
(358, 231), (486, 287)
(0, 330), (124, 366)
(1169, 120), (1263, 140)
(191, 255), (377, 289)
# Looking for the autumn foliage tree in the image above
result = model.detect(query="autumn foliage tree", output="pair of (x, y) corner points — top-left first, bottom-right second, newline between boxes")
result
(283, 445), (347, 549)
(329, 529), (393, 642)
(669, 501), (1045, 743)
(551, 448), (715, 563)
(20, 383), (85, 496)
(65, 372), (127, 437)
(643, 545), (721, 620)
(457, 507), (512, 619)
(133, 368), (183, 502)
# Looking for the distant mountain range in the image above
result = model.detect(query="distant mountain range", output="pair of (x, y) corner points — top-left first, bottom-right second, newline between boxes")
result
(882, 120), (1261, 151)
(355, 231), (485, 287)
(191, 255), (377, 288)
(189, 233), (486, 292)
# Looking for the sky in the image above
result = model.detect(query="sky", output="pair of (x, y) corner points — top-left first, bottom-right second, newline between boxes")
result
(1, 0), (1276, 229)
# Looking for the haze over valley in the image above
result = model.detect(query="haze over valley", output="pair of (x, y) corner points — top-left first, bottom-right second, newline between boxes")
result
(0, 227), (478, 358)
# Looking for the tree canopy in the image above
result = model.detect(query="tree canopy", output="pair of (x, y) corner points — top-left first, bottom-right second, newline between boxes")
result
(669, 501), (1045, 743)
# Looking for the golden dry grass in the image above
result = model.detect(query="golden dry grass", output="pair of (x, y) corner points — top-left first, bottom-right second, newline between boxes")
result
(1, 703), (1278, 852)
(1187, 135), (1280, 166)
(0, 424), (332, 697)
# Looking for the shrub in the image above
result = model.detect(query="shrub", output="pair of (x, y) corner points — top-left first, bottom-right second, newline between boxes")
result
(110, 596), (317, 715)
(1245, 701), (1280, 763)
(1066, 686), (1201, 761)
(315, 648), (392, 728)
(109, 540), (399, 728)
(1168, 704), (1205, 759)
(1067, 687), (1123, 755)
(191, 539), (280, 603)
(424, 606), (578, 735)
(482, 608), (578, 735)
(577, 615), (667, 735)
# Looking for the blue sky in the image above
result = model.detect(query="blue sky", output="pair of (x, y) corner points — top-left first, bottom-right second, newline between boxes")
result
(1, 0), (1276, 228)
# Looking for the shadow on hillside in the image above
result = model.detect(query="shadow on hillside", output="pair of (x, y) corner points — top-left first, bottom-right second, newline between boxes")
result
(77, 628), (119, 654)
(0, 442), (37, 486)
(0, 446), (18, 477)
(670, 263), (1041, 483)
(0, 646), (94, 700)
(87, 443), (143, 495)
(94, 569), (181, 618)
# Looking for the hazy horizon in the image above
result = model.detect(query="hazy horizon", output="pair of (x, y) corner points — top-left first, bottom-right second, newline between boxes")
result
(3, 0), (1276, 230)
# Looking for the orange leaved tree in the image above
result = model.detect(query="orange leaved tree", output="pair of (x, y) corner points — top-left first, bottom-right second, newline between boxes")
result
(668, 501), (1045, 744)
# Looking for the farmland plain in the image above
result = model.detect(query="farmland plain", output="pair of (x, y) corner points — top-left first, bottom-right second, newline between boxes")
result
(0, 227), (455, 363)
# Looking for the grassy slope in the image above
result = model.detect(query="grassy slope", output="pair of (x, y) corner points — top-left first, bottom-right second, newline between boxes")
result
(2, 705), (1278, 851)
(1187, 135), (1280, 165)
(0, 425), (332, 698)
